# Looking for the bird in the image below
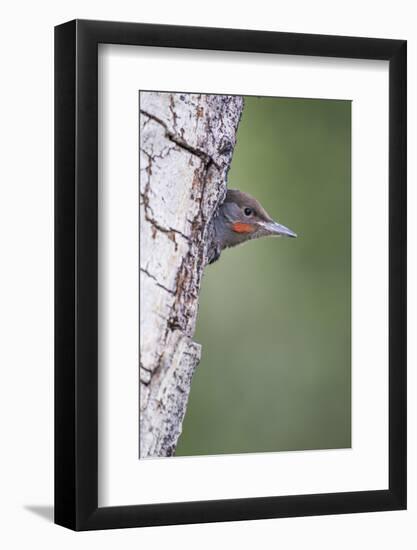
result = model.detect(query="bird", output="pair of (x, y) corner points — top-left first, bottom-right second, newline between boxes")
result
(208, 189), (297, 264)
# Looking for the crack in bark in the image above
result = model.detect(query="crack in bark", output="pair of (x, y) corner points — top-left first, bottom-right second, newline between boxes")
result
(140, 109), (220, 171)
(140, 362), (153, 374)
(141, 145), (176, 164)
(169, 94), (179, 133)
(140, 267), (176, 296)
(140, 151), (191, 246)
(140, 190), (191, 244)
(143, 207), (190, 244)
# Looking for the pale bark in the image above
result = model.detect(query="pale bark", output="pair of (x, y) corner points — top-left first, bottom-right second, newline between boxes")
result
(139, 92), (243, 457)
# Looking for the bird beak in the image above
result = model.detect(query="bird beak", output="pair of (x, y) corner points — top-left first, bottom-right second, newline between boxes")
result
(259, 220), (297, 238)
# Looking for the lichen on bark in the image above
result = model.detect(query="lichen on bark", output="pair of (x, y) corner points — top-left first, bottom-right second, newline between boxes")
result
(140, 91), (243, 458)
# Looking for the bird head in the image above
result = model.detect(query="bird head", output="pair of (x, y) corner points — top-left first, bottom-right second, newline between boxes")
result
(214, 189), (297, 253)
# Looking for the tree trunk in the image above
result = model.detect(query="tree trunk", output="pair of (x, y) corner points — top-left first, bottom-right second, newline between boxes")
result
(139, 92), (243, 457)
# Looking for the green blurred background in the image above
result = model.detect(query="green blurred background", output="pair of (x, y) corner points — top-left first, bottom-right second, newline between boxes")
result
(176, 96), (351, 457)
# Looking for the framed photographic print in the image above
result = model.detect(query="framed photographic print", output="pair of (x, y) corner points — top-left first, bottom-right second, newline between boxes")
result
(55, 19), (406, 530)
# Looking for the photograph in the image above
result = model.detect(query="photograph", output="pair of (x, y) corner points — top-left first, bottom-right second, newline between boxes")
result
(139, 90), (351, 459)
(0, 2), (410, 542)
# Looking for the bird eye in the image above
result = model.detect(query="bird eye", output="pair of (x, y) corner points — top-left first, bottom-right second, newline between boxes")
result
(244, 207), (253, 216)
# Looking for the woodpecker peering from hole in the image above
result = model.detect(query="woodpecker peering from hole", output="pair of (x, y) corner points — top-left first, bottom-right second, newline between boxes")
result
(208, 189), (297, 264)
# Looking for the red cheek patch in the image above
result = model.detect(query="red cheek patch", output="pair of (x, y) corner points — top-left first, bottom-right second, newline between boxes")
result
(232, 222), (256, 234)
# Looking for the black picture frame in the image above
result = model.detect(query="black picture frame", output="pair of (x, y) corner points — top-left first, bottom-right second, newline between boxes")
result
(55, 19), (407, 531)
